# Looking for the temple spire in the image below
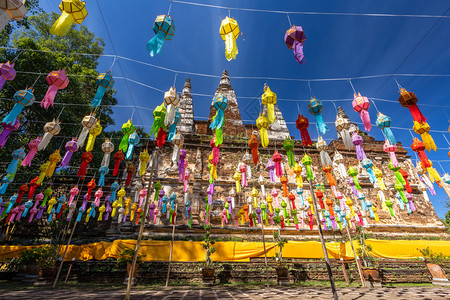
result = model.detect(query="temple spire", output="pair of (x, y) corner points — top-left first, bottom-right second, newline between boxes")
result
(177, 78), (194, 134)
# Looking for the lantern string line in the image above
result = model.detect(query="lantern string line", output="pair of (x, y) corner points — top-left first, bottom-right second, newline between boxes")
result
(169, 0), (450, 19)
(7, 46), (450, 83)
(307, 81), (315, 98)
(10, 50), (23, 63)
(286, 12), (292, 26)
(370, 99), (380, 113)
(394, 78), (403, 90)
(168, 0), (174, 15)
(331, 101), (338, 114)
(30, 74), (42, 88)
(348, 79), (357, 94)
(442, 133), (450, 146)
(173, 73), (178, 88)
(108, 56), (118, 72)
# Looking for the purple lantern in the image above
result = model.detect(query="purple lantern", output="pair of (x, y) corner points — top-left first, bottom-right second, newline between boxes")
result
(284, 25), (305, 64)
(0, 61), (16, 91)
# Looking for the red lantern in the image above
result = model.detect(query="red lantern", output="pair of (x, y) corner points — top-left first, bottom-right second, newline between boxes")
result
(295, 114), (312, 146)
(398, 88), (426, 123)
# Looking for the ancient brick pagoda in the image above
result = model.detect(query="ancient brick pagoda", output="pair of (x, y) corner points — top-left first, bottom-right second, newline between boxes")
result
(119, 69), (446, 241)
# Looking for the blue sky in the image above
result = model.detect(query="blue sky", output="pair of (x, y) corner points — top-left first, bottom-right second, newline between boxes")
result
(39, 0), (450, 218)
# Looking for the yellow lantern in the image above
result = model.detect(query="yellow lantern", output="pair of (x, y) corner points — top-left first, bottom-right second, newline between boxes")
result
(261, 85), (277, 123)
(256, 114), (269, 148)
(50, 0), (88, 36)
(219, 16), (240, 61)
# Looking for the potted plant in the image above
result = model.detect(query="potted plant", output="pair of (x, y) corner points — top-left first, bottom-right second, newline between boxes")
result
(418, 247), (449, 285)
(200, 224), (216, 285)
(273, 231), (289, 286)
(355, 228), (380, 287)
(117, 247), (142, 284)
(18, 245), (57, 284)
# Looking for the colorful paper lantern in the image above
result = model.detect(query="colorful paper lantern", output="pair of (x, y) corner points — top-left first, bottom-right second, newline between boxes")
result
(147, 15), (175, 57)
(335, 115), (353, 150)
(0, 1), (27, 32)
(352, 132), (366, 161)
(113, 150), (124, 176)
(3, 87), (34, 124)
(91, 71), (114, 107)
(37, 119), (61, 151)
(296, 114), (312, 146)
(284, 25), (305, 64)
(209, 93), (228, 146)
(301, 153), (314, 181)
(101, 139), (114, 167)
(361, 158), (376, 183)
(248, 133), (259, 166)
(376, 113), (396, 146)
(266, 160), (275, 183)
(0, 118), (19, 149)
(149, 104), (166, 140)
(41, 70), (69, 109)
(125, 132), (139, 160)
(77, 151), (92, 179)
(283, 137), (295, 168)
(411, 138), (430, 169)
(352, 93), (371, 131)
(383, 140), (399, 168)
(272, 151), (283, 178)
(262, 85), (277, 124)
(256, 114), (269, 148)
(316, 136), (332, 167)
(50, 0), (88, 36)
(139, 150), (150, 176)
(398, 88), (426, 123)
(85, 120), (102, 152)
(167, 109), (180, 142)
(333, 151), (347, 180)
(98, 166), (109, 187)
(60, 138), (78, 168)
(219, 16), (240, 61)
(45, 150), (61, 178)
(164, 87), (180, 127)
(413, 121), (436, 152)
(308, 97), (328, 135)
(77, 113), (97, 148)
(0, 61), (16, 90)
(6, 147), (25, 176)
(119, 119), (136, 152)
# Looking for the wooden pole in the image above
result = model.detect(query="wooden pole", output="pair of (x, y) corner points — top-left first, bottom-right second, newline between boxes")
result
(125, 149), (158, 300)
(165, 204), (178, 287)
(52, 219), (77, 288)
(261, 221), (269, 287)
(308, 178), (339, 300)
(345, 226), (365, 285)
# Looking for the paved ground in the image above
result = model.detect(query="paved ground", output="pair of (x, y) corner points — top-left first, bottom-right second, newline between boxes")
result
(0, 286), (449, 299)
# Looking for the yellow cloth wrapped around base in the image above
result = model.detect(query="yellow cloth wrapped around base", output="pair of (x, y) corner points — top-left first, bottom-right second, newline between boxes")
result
(1, 239), (450, 262)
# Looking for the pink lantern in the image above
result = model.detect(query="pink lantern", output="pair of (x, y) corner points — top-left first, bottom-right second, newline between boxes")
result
(352, 93), (371, 131)
(41, 70), (69, 109)
(21, 137), (41, 167)
(383, 140), (398, 167)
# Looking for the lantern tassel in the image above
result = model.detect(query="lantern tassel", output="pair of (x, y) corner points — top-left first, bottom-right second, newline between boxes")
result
(101, 153), (111, 167)
(314, 114), (328, 135)
(3, 104), (23, 124)
(125, 144), (135, 160)
(408, 105), (426, 124)
(224, 32), (238, 61)
(22, 149), (38, 167)
(38, 133), (53, 151)
(341, 130), (354, 150)
(77, 127), (89, 148)
(164, 104), (176, 127)
(41, 85), (59, 109)
(148, 30), (167, 57)
(49, 11), (74, 36)
(215, 128), (223, 146)
(156, 128), (166, 148)
(300, 128), (312, 146)
(6, 159), (19, 176)
(91, 86), (107, 108)
(0, 77), (6, 90)
(421, 132), (437, 152)
(167, 123), (177, 141)
(260, 128), (269, 148)
(382, 128), (397, 146)
(359, 110), (372, 131)
(293, 40), (304, 64)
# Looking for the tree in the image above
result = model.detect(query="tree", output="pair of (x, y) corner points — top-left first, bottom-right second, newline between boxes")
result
(0, 12), (117, 194)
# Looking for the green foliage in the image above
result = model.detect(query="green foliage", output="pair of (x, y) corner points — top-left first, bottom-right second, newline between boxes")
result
(418, 247), (448, 265)
(117, 247), (142, 265)
(273, 231), (288, 267)
(0, 11), (118, 193)
(201, 224), (216, 268)
(18, 245), (57, 268)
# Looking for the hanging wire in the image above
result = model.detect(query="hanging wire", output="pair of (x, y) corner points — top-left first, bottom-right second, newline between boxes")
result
(307, 81), (315, 98)
(331, 101), (338, 114)
(173, 73), (178, 87)
(10, 50), (23, 63)
(286, 12), (292, 26)
(370, 99), (380, 113)
(31, 74), (42, 87)
(348, 79), (357, 94)
(168, 0), (174, 15)
(228, 8), (231, 17)
(394, 77), (403, 90)
(108, 56), (118, 71)
(442, 133), (450, 146)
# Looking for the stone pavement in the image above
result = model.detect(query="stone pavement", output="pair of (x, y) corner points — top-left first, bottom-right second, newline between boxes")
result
(0, 286), (450, 299)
